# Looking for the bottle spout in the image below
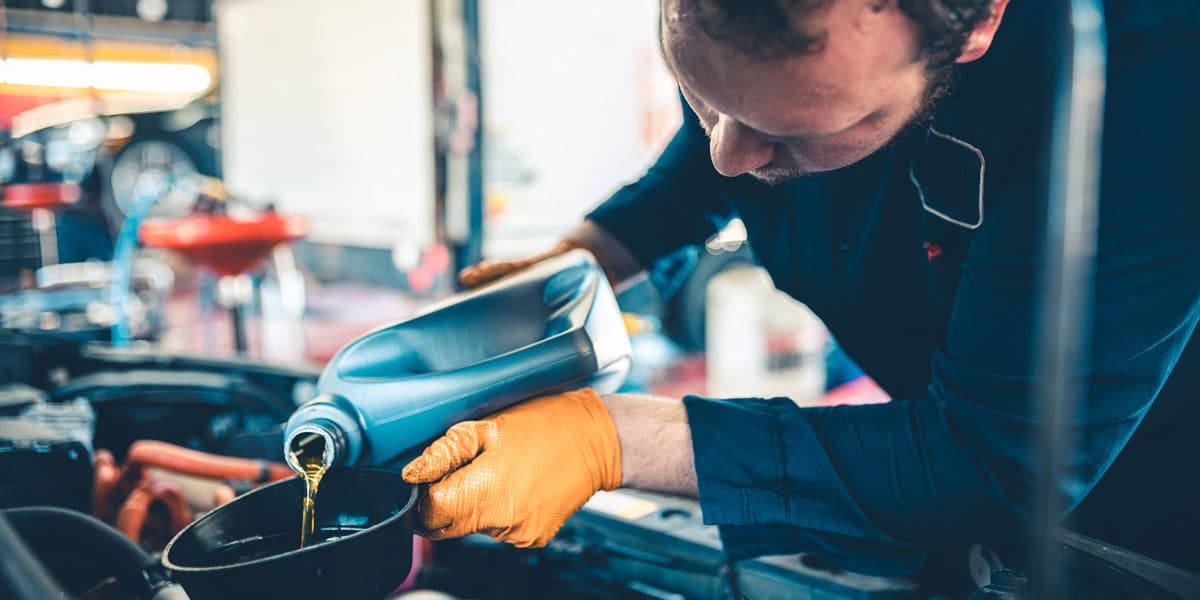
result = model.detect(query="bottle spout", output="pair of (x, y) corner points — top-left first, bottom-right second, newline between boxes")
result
(284, 419), (347, 474)
(283, 393), (365, 469)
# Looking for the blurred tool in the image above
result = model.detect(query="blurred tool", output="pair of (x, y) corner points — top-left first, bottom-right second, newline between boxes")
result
(109, 181), (165, 346)
(139, 195), (309, 353)
(2, 181), (81, 269)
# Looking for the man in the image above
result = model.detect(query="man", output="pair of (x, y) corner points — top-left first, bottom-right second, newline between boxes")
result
(401, 0), (1200, 577)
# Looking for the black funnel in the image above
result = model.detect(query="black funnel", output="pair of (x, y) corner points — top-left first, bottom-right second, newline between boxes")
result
(163, 468), (417, 600)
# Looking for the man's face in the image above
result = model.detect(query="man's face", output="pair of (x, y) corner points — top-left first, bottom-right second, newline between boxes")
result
(661, 0), (934, 183)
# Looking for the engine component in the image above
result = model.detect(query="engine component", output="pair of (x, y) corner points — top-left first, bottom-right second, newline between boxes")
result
(0, 330), (91, 390)
(0, 208), (41, 290)
(426, 489), (919, 599)
(0, 417), (92, 512)
(93, 440), (293, 550)
(55, 369), (290, 460)
(2, 506), (154, 598)
(115, 478), (193, 551)
(0, 382), (47, 414)
(19, 396), (95, 450)
(116, 439), (292, 491)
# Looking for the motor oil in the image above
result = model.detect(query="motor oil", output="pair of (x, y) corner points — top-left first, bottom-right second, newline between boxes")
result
(288, 432), (328, 548)
(283, 250), (631, 474)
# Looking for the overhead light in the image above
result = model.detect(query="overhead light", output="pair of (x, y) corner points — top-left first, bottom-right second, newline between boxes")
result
(41, 0), (67, 8)
(0, 59), (212, 94)
(92, 61), (211, 93)
(3, 59), (91, 88)
(137, 0), (170, 22)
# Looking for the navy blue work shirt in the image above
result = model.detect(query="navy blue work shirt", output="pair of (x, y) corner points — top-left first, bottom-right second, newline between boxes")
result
(587, 1), (1200, 574)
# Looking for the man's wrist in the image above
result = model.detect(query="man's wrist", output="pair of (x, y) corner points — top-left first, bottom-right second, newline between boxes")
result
(600, 392), (699, 497)
(564, 220), (645, 286)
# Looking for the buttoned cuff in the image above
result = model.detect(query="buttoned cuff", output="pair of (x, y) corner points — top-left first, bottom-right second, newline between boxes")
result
(682, 395), (896, 541)
(683, 395), (922, 573)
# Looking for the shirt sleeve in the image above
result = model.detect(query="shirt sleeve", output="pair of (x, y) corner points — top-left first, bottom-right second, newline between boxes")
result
(683, 31), (1200, 569)
(585, 96), (733, 269)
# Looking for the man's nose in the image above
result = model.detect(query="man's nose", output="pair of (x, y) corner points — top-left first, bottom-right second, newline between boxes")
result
(709, 115), (775, 177)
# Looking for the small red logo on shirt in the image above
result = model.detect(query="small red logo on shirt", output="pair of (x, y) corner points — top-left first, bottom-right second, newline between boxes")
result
(923, 242), (943, 261)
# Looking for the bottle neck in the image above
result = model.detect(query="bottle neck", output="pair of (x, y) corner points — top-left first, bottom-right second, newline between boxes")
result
(285, 419), (348, 473)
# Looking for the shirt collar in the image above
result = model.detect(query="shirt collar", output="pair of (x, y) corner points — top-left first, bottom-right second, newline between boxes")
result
(908, 126), (988, 231)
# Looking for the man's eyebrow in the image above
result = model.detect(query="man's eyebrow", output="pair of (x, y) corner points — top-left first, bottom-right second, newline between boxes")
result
(656, 19), (862, 142)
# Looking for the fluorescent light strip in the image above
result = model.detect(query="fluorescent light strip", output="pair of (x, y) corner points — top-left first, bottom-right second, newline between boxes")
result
(0, 58), (213, 94)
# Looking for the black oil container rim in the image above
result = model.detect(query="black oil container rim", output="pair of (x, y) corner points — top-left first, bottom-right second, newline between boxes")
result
(161, 468), (418, 574)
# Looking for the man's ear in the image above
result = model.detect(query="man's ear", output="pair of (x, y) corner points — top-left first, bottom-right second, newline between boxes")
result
(956, 0), (1010, 64)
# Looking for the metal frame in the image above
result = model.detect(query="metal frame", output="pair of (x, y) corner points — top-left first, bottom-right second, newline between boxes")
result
(1033, 0), (1108, 596)
(3, 7), (215, 46)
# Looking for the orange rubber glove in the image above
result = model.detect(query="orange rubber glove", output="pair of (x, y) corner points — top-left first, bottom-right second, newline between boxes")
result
(458, 239), (581, 288)
(401, 389), (622, 548)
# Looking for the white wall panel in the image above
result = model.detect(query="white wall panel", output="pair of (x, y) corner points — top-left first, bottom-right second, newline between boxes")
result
(481, 0), (681, 258)
(216, 0), (434, 249)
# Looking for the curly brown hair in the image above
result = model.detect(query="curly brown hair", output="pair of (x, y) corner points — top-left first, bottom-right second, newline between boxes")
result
(685, 0), (996, 70)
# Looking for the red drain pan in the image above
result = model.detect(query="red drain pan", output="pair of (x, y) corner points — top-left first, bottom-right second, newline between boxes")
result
(140, 213), (309, 276)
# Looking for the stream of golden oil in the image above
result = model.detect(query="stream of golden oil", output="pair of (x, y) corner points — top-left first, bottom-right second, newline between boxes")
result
(295, 452), (327, 548)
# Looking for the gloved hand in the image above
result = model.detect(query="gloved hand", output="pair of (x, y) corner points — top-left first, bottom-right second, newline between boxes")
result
(401, 389), (622, 548)
(458, 239), (583, 288)
(458, 221), (639, 289)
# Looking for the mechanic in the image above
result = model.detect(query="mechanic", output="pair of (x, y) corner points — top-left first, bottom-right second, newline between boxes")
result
(401, 0), (1200, 575)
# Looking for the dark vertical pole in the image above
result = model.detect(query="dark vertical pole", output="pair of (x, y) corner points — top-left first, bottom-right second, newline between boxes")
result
(208, 0), (223, 179)
(458, 0), (485, 275)
(429, 0), (448, 248)
(1033, 0), (1106, 597)
(230, 302), (247, 353)
(74, 0), (93, 63)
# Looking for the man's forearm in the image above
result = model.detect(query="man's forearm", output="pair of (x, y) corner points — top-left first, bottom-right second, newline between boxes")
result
(564, 220), (645, 287)
(601, 393), (699, 497)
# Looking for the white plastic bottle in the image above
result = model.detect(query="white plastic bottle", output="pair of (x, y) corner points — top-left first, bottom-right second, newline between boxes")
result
(705, 266), (827, 406)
